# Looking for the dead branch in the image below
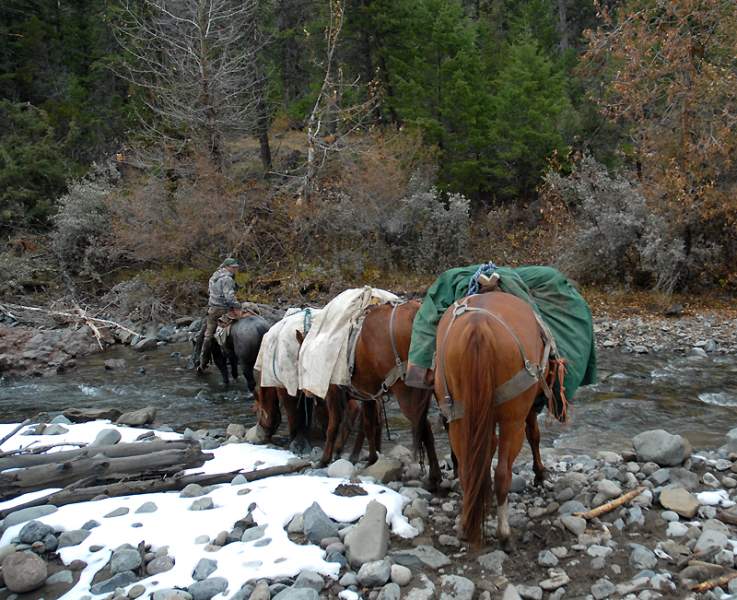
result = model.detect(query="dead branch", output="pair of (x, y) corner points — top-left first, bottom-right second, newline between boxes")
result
(0, 420), (32, 448)
(0, 459), (311, 518)
(574, 486), (646, 520)
(0, 302), (140, 339)
(689, 571), (737, 592)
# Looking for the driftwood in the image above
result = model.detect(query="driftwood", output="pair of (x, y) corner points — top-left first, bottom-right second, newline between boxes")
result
(0, 302), (140, 348)
(0, 459), (311, 519)
(573, 486), (646, 520)
(0, 439), (197, 470)
(689, 571), (737, 592)
(0, 419), (32, 448)
(0, 445), (212, 500)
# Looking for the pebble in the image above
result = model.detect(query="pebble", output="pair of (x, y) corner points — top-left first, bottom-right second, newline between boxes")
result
(390, 564), (412, 586)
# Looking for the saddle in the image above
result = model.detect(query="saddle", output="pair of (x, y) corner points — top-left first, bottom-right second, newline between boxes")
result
(214, 308), (257, 346)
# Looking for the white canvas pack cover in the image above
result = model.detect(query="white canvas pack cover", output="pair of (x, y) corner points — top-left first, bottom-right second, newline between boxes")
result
(298, 286), (399, 399)
(254, 307), (322, 397)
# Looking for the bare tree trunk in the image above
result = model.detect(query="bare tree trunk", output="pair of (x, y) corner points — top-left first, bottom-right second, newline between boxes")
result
(557, 0), (569, 52)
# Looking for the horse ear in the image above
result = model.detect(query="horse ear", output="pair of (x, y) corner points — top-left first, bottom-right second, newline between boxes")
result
(295, 330), (304, 345)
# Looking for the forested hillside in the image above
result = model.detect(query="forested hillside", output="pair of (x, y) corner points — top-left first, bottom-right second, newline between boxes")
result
(2, 0), (736, 312)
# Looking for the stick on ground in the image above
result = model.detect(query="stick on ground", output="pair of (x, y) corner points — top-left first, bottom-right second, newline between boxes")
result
(573, 486), (646, 520)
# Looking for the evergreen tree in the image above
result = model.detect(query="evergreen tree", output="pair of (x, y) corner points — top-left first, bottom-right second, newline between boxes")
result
(0, 101), (69, 232)
(486, 34), (570, 202)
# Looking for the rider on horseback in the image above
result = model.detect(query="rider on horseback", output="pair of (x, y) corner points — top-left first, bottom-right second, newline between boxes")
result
(198, 258), (241, 373)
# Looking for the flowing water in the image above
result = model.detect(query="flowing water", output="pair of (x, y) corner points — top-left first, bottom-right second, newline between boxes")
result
(1, 344), (736, 456)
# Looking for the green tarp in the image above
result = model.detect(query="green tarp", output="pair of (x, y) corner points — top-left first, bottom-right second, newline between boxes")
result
(408, 265), (597, 400)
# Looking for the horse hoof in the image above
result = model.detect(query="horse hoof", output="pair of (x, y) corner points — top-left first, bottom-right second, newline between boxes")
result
(500, 536), (515, 553)
(289, 438), (312, 456)
(533, 473), (546, 486)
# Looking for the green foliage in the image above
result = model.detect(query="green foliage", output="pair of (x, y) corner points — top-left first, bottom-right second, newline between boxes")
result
(0, 101), (70, 232)
(485, 34), (571, 201)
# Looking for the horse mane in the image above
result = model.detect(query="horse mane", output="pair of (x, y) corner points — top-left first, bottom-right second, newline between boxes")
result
(447, 314), (497, 546)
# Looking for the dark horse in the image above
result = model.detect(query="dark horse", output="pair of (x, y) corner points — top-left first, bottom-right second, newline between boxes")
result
(191, 315), (270, 396)
(435, 291), (552, 548)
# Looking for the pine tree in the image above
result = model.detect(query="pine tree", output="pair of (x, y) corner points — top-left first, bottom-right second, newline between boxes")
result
(486, 34), (570, 202)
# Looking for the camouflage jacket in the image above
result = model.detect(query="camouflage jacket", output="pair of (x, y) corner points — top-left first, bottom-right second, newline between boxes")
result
(208, 268), (239, 308)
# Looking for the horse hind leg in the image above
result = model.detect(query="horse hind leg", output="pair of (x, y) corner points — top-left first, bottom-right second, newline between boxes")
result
(319, 387), (343, 468)
(525, 409), (545, 485)
(361, 399), (381, 466)
(495, 420), (526, 551)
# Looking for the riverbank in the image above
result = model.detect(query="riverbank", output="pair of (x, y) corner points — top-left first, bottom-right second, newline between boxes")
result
(2, 419), (737, 599)
(2, 289), (736, 379)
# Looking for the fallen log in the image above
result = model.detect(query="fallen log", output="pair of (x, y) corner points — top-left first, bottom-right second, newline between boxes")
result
(573, 486), (646, 520)
(0, 459), (311, 519)
(0, 439), (197, 470)
(0, 446), (212, 500)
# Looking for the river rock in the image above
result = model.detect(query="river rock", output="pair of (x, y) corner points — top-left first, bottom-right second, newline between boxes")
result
(632, 430), (691, 466)
(361, 456), (403, 483)
(272, 589), (319, 600)
(18, 520), (54, 544)
(345, 500), (389, 567)
(111, 548), (142, 574)
(539, 569), (570, 591)
(192, 558), (218, 581)
(659, 487), (699, 518)
(104, 358), (127, 370)
(147, 555), (175, 575)
(242, 525), (266, 543)
(225, 423), (246, 439)
(561, 515), (587, 535)
(135, 501), (158, 514)
(390, 545), (451, 570)
(64, 407), (122, 422)
(190, 497), (214, 511)
(153, 589), (192, 600)
(43, 423), (68, 435)
(2, 551), (48, 592)
(90, 571), (138, 595)
(58, 529), (90, 548)
(46, 569), (74, 585)
(357, 559), (392, 587)
(3, 505), (58, 528)
(591, 578), (616, 599)
(516, 585), (543, 600)
(666, 522), (688, 537)
(117, 406), (157, 426)
(390, 564), (412, 586)
(597, 479), (622, 499)
(303, 502), (338, 544)
(404, 574), (435, 600)
(245, 424), (269, 444)
(328, 459), (355, 479)
(133, 337), (158, 352)
(439, 575), (475, 600)
(537, 550), (558, 567)
(90, 428), (122, 446)
(105, 506), (130, 518)
(188, 577), (228, 600)
(477, 550), (507, 575)
(629, 544), (657, 570)
(293, 570), (324, 591)
(181, 483), (206, 498)
(378, 582), (401, 600)
(694, 529), (729, 553)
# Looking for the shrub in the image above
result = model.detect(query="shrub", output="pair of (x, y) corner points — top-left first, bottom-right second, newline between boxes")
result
(542, 155), (686, 291)
(51, 161), (119, 279)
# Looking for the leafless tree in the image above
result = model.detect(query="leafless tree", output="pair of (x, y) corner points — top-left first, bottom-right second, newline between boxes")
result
(111, 0), (268, 169)
(299, 0), (380, 204)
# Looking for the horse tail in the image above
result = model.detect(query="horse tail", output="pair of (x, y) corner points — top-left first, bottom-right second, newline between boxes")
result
(450, 316), (496, 546)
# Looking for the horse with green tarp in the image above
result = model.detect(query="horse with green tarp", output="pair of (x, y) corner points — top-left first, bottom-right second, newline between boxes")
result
(408, 264), (597, 406)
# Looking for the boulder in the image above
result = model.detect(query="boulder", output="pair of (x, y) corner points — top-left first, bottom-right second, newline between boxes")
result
(345, 500), (389, 567)
(1, 552), (48, 593)
(117, 406), (157, 426)
(632, 430), (691, 466)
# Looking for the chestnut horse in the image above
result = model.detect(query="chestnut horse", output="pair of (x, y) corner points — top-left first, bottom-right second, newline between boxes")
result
(325, 301), (442, 489)
(435, 291), (554, 548)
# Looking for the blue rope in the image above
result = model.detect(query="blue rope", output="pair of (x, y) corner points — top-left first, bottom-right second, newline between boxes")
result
(468, 261), (498, 296)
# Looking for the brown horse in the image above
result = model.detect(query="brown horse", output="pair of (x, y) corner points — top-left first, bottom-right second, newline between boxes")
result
(253, 386), (313, 454)
(435, 291), (553, 548)
(335, 300), (442, 489)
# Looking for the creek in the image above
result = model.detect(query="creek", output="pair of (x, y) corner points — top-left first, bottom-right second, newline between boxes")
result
(1, 344), (736, 455)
